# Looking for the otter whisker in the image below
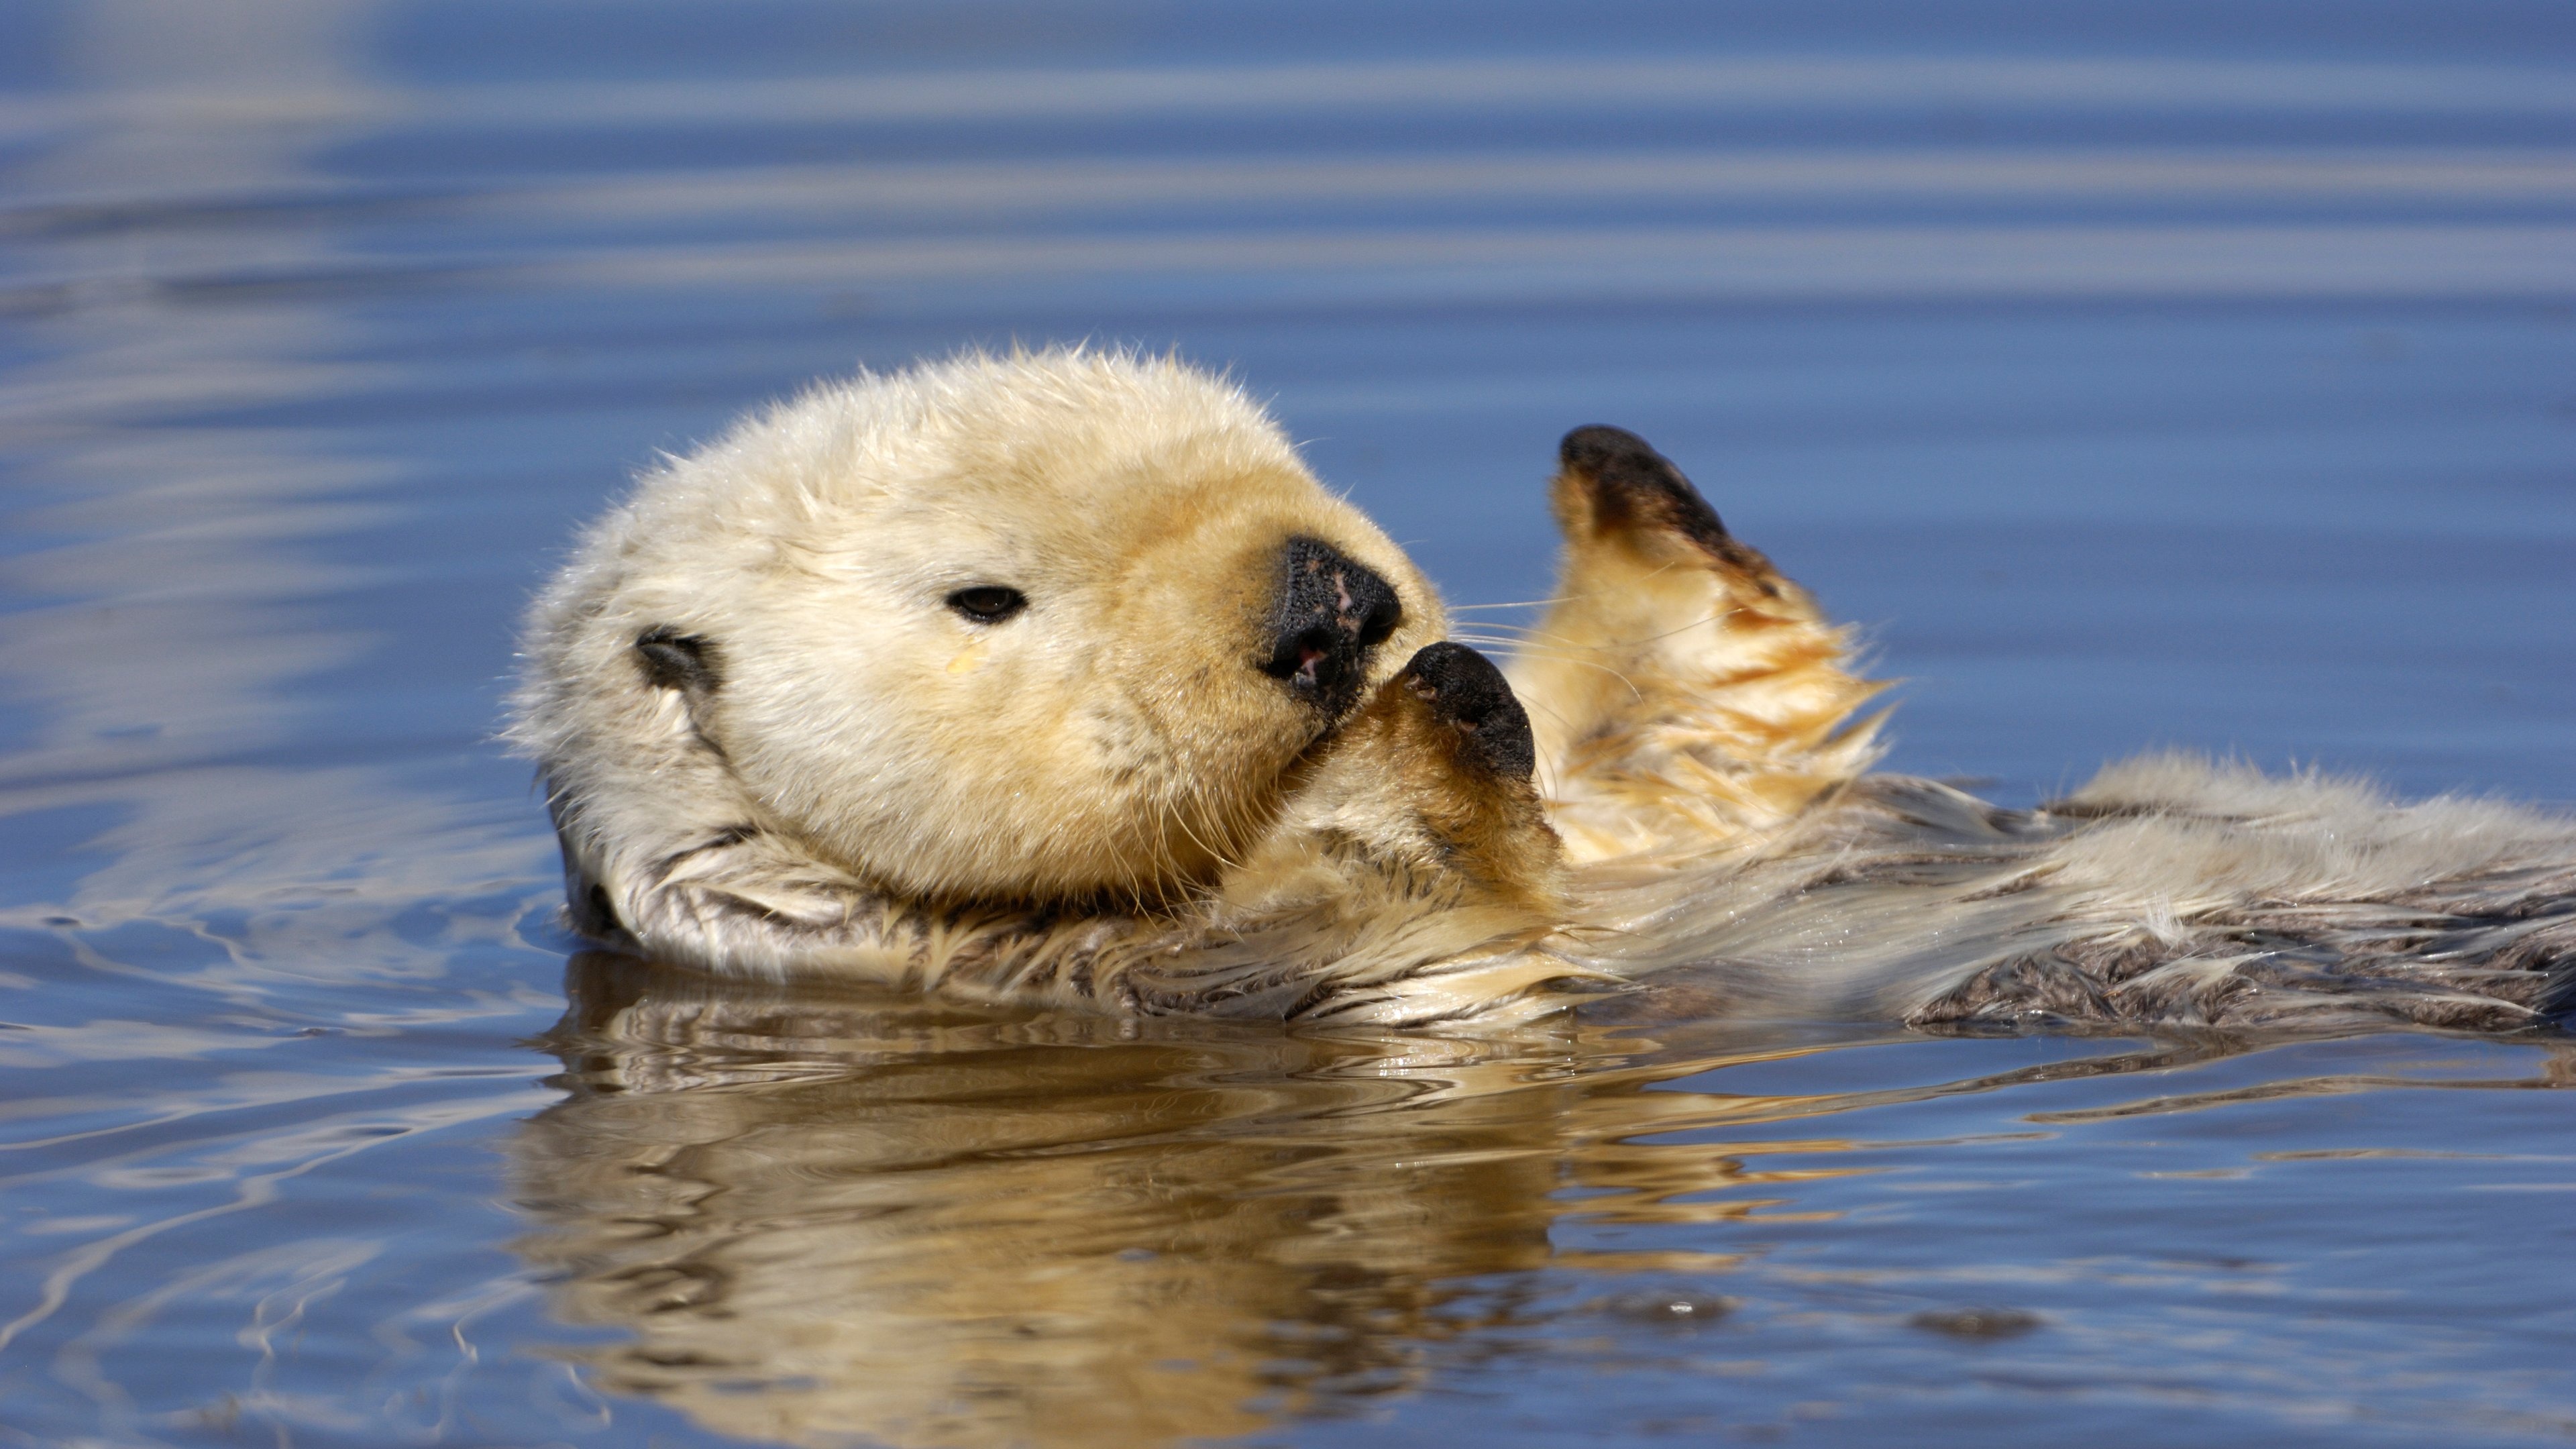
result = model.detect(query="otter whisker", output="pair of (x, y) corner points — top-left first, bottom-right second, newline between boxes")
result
(1448, 638), (1647, 704)
(1162, 790), (1246, 880)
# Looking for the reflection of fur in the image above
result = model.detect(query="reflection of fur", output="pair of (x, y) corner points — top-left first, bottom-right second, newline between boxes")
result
(508, 957), (2024, 1449)
(516, 350), (2576, 1031)
(515, 956), (1570, 1449)
(515, 959), (2576, 1449)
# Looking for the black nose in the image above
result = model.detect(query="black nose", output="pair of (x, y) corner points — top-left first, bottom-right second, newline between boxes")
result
(1399, 642), (1536, 781)
(1263, 536), (1401, 716)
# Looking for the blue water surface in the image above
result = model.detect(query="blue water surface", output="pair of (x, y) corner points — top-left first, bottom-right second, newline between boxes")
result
(1, 3), (2572, 1446)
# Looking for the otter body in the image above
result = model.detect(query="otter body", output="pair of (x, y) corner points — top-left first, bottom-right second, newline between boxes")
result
(515, 350), (2576, 1031)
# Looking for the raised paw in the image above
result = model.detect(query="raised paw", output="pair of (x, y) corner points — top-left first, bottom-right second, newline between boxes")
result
(1502, 427), (1886, 861)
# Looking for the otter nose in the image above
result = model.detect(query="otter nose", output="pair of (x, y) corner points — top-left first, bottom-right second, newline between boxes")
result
(1263, 536), (1401, 715)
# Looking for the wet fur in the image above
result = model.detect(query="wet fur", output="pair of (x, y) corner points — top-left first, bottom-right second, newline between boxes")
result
(516, 350), (2576, 1032)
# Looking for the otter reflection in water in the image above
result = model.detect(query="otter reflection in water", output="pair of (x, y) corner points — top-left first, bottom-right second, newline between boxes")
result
(508, 953), (2351, 1449)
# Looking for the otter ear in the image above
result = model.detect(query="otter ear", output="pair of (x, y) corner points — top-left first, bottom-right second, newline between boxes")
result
(635, 626), (720, 696)
(1504, 427), (1886, 858)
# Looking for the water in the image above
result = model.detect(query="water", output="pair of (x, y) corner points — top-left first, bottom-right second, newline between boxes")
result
(3, 3), (2573, 1444)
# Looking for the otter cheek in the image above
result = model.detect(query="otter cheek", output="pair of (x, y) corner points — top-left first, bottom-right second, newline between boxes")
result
(1105, 564), (1311, 767)
(942, 671), (1210, 901)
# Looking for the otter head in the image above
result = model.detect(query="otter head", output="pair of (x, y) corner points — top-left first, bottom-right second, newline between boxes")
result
(550, 350), (1443, 908)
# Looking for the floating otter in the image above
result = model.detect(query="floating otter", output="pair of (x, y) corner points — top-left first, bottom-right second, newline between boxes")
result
(515, 349), (2576, 1031)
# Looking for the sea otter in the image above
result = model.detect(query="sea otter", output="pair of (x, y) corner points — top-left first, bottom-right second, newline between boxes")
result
(515, 348), (2576, 1030)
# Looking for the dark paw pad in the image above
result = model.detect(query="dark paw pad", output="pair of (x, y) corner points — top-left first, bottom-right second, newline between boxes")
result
(1401, 641), (1536, 781)
(1558, 425), (1731, 555)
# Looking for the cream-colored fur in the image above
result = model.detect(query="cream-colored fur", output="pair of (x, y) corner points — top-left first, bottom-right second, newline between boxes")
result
(516, 348), (2576, 1031)
(518, 349), (1442, 912)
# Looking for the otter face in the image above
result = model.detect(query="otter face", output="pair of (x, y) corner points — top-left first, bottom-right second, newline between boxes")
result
(583, 352), (1443, 908)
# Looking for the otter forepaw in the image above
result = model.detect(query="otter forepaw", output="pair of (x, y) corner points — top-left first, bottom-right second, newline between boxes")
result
(1503, 426), (1886, 859)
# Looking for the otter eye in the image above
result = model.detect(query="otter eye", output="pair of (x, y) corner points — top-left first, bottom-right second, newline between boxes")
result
(946, 586), (1027, 623)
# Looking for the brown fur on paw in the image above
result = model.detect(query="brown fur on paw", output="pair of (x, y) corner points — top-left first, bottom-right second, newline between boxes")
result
(1507, 427), (1887, 863)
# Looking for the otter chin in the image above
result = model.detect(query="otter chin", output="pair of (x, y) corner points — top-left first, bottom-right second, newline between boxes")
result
(516, 347), (2576, 1031)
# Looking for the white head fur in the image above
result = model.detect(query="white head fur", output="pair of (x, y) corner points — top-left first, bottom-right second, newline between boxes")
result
(518, 348), (1444, 917)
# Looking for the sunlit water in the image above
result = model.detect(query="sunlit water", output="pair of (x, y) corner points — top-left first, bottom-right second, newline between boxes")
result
(3, 3), (2573, 1445)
